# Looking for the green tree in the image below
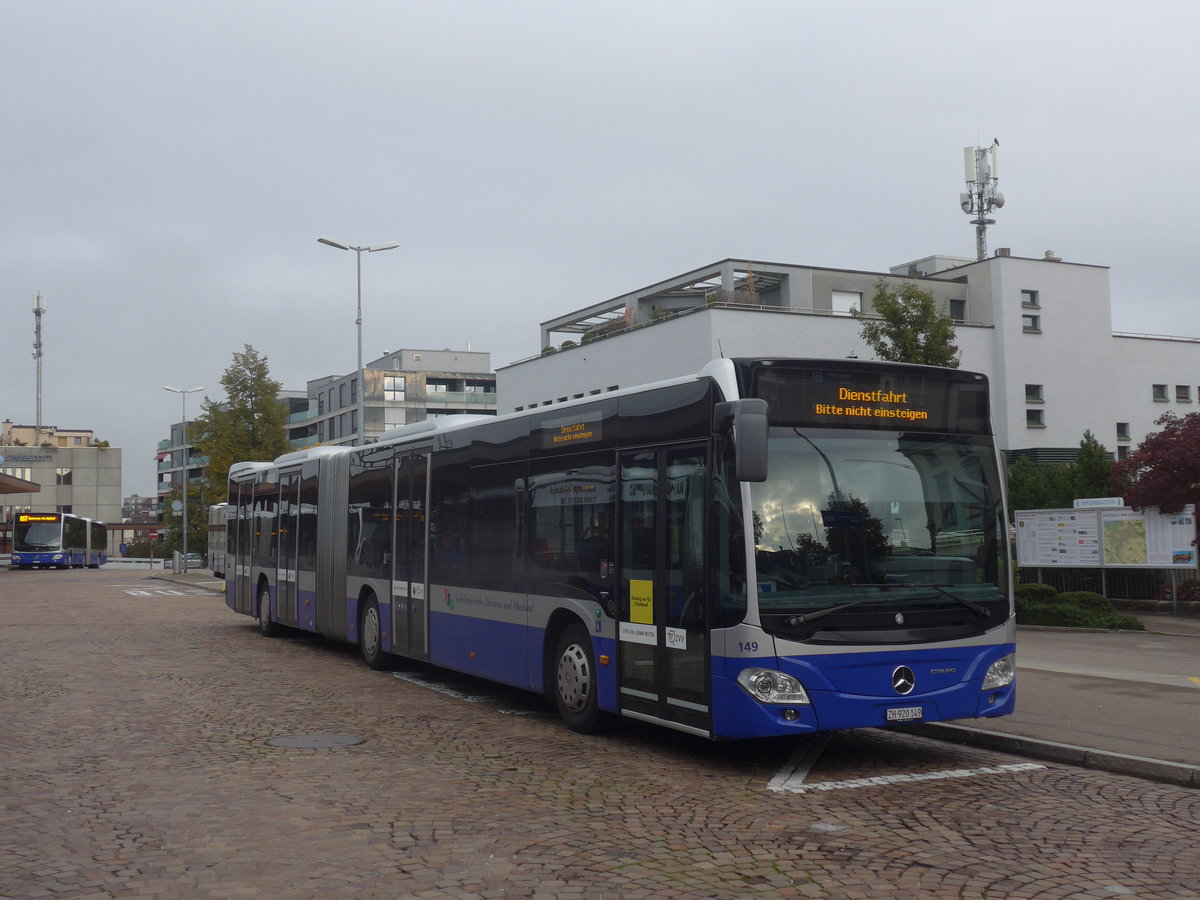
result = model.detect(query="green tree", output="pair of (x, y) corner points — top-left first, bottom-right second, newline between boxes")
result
(851, 281), (961, 368)
(193, 344), (291, 511)
(1069, 430), (1113, 501)
(1006, 431), (1115, 516)
(1006, 456), (1054, 514)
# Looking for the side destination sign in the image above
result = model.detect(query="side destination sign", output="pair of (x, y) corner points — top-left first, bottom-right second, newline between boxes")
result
(750, 363), (991, 435)
(536, 412), (604, 451)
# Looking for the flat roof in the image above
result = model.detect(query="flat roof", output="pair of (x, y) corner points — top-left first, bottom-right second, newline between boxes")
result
(0, 472), (41, 495)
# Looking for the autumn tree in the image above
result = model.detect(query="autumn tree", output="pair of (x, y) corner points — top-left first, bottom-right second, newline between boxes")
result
(851, 281), (961, 368)
(1111, 412), (1200, 514)
(192, 344), (291, 511)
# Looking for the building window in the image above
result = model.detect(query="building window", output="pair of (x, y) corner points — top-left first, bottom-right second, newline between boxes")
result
(1022, 314), (1041, 332)
(949, 299), (966, 322)
(384, 408), (406, 430)
(427, 382), (448, 394)
(1117, 445), (1130, 461)
(384, 375), (406, 402)
(831, 290), (861, 315)
(351, 378), (358, 404)
(1153, 384), (1169, 401)
(56, 468), (73, 485)
(1025, 384), (1044, 403)
(1021, 289), (1040, 308)
(1177, 385), (1192, 402)
(1026, 409), (1045, 428)
(1116, 422), (1131, 442)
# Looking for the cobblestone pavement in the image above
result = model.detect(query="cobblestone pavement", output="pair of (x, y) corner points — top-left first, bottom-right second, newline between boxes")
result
(2, 569), (1198, 899)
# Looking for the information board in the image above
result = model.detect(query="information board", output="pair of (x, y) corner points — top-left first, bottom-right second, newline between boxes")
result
(1015, 505), (1196, 569)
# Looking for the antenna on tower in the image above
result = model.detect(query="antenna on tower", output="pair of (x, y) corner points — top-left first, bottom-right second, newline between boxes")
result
(32, 293), (45, 445)
(959, 140), (1005, 261)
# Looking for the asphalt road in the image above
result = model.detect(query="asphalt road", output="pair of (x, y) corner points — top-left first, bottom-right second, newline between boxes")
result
(954, 627), (1200, 767)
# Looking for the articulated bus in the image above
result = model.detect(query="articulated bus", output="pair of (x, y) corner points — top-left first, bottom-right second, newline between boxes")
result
(208, 503), (229, 578)
(224, 358), (1016, 739)
(11, 512), (108, 569)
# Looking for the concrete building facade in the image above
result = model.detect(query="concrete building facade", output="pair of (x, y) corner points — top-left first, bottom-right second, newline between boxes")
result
(0, 443), (123, 524)
(293, 348), (497, 447)
(499, 251), (1188, 463)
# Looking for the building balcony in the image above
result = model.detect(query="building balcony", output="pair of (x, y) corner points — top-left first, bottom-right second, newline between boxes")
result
(419, 391), (497, 406)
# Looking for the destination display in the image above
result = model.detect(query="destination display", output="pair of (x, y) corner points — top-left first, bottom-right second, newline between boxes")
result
(749, 363), (991, 434)
(535, 412), (604, 451)
(1015, 505), (1197, 569)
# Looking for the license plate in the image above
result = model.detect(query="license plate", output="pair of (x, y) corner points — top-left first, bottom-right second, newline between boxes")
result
(886, 706), (923, 722)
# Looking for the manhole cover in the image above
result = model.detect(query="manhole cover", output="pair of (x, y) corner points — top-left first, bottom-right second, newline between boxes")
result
(267, 733), (364, 749)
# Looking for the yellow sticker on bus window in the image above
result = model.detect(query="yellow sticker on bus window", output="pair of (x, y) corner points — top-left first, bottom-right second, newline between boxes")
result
(630, 579), (654, 625)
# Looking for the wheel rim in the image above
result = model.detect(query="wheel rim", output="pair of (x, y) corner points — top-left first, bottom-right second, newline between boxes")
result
(362, 606), (380, 657)
(557, 641), (591, 714)
(259, 588), (270, 623)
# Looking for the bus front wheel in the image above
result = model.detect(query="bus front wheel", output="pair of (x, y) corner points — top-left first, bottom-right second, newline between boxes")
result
(553, 623), (609, 734)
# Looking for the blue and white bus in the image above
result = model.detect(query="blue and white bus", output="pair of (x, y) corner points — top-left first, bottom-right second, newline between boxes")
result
(224, 358), (1016, 739)
(11, 512), (108, 569)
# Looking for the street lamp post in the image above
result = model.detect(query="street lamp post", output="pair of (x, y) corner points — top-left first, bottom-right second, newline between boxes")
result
(163, 385), (204, 572)
(317, 237), (400, 446)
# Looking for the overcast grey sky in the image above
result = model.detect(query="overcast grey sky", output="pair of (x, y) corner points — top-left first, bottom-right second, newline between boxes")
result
(3, 1), (1197, 497)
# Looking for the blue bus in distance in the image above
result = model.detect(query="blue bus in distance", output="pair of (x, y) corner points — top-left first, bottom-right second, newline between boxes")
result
(11, 512), (108, 569)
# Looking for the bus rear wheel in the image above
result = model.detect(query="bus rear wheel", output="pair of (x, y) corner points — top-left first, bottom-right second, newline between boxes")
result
(360, 596), (386, 670)
(553, 623), (609, 734)
(257, 583), (280, 637)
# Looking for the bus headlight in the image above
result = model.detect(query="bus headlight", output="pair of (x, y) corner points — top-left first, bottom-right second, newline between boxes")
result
(736, 668), (811, 705)
(982, 654), (1015, 690)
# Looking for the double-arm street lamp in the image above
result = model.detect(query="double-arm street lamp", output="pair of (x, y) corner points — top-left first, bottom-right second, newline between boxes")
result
(163, 385), (204, 571)
(317, 237), (400, 445)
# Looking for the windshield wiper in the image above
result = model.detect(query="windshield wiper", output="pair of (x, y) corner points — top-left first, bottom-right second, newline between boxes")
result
(783, 582), (990, 626)
(915, 583), (990, 616)
(784, 584), (895, 626)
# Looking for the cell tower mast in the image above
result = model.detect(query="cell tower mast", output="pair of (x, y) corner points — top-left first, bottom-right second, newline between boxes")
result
(32, 293), (44, 444)
(960, 140), (1005, 261)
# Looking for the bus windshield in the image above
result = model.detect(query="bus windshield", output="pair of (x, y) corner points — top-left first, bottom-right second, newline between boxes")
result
(14, 521), (62, 551)
(750, 429), (1009, 641)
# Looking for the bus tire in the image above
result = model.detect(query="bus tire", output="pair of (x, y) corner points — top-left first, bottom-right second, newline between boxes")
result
(257, 582), (280, 637)
(553, 623), (608, 734)
(360, 596), (386, 670)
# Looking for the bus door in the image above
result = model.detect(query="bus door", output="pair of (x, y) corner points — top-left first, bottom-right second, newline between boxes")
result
(618, 446), (711, 735)
(231, 481), (254, 614)
(391, 451), (431, 661)
(276, 470), (300, 627)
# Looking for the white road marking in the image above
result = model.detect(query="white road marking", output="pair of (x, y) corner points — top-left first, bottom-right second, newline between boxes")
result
(392, 671), (548, 716)
(769, 757), (1045, 794)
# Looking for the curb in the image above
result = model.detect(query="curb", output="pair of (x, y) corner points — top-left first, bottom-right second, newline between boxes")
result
(897, 722), (1200, 789)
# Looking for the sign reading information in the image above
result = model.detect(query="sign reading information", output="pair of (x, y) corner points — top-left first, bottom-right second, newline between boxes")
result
(1015, 505), (1196, 569)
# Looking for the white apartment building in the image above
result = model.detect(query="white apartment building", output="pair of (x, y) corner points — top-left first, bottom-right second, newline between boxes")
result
(498, 250), (1188, 462)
